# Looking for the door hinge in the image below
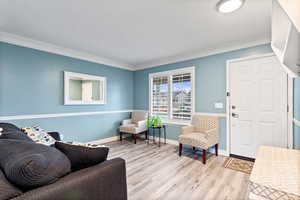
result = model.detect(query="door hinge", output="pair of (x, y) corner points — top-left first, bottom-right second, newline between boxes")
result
(287, 105), (289, 113)
(227, 92), (230, 97)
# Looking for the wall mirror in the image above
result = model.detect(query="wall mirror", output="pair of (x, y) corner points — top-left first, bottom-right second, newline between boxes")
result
(64, 71), (106, 105)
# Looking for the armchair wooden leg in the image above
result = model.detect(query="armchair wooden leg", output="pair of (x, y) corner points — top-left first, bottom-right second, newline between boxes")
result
(215, 144), (218, 156)
(120, 132), (122, 141)
(133, 134), (137, 144)
(202, 149), (206, 164)
(179, 143), (183, 156)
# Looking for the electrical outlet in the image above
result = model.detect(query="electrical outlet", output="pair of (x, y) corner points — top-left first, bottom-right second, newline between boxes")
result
(214, 102), (223, 109)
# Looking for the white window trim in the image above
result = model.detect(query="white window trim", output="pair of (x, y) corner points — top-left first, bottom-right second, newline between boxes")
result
(149, 66), (195, 122)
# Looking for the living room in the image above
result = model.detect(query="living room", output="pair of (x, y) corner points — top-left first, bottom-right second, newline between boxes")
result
(0, 0), (299, 200)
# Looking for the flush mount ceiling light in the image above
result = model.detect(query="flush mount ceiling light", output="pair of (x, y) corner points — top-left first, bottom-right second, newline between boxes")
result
(216, 0), (245, 13)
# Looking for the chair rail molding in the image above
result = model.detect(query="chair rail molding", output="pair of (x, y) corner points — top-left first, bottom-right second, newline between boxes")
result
(0, 110), (133, 121)
(293, 118), (300, 127)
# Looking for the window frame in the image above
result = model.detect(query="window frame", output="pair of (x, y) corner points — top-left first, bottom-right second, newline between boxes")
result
(64, 71), (107, 105)
(149, 66), (195, 123)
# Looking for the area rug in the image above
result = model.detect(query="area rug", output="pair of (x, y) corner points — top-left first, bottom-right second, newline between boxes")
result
(223, 157), (254, 174)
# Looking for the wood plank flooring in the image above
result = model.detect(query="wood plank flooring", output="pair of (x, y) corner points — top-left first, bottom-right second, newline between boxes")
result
(105, 139), (249, 200)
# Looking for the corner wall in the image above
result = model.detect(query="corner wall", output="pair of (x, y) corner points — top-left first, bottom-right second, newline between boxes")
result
(133, 44), (273, 151)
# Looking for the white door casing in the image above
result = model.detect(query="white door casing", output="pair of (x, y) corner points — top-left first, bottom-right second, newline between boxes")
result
(228, 54), (288, 158)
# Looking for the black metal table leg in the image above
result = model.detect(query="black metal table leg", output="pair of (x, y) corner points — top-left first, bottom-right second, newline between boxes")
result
(164, 125), (166, 144)
(153, 128), (155, 143)
(146, 129), (149, 144)
(159, 128), (161, 147)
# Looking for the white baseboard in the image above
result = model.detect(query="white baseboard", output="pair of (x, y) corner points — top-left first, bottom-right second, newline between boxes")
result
(89, 136), (120, 144)
(89, 135), (228, 157)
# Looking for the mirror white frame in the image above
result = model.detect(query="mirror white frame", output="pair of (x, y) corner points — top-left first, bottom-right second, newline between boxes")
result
(64, 71), (107, 105)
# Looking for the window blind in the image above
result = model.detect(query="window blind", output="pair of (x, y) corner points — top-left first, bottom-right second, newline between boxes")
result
(172, 73), (192, 120)
(151, 76), (169, 118)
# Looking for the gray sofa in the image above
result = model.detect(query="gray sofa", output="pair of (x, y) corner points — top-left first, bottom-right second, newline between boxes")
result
(0, 123), (127, 200)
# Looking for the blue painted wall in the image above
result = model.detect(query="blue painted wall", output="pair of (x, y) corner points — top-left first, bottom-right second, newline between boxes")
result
(134, 44), (273, 151)
(2, 41), (298, 149)
(293, 78), (300, 149)
(0, 42), (133, 142)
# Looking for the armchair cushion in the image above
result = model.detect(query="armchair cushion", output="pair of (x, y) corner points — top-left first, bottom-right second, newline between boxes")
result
(179, 132), (211, 149)
(137, 120), (147, 129)
(122, 119), (132, 126)
(179, 129), (218, 150)
(119, 124), (147, 134)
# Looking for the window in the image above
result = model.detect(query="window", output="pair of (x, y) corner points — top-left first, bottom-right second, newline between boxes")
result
(149, 67), (195, 122)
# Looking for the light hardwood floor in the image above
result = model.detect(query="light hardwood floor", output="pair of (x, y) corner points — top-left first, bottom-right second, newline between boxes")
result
(105, 139), (249, 200)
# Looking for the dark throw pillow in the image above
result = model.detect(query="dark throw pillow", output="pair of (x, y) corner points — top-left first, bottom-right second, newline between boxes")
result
(0, 130), (33, 142)
(0, 139), (71, 190)
(0, 123), (20, 132)
(0, 170), (22, 200)
(55, 141), (109, 171)
(0, 123), (33, 142)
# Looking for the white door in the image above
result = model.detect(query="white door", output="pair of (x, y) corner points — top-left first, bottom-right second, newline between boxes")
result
(229, 55), (288, 158)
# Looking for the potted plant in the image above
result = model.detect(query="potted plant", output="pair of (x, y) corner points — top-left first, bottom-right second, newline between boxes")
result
(147, 115), (163, 128)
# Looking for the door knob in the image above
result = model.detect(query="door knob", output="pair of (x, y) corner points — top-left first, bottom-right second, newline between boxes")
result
(232, 113), (239, 118)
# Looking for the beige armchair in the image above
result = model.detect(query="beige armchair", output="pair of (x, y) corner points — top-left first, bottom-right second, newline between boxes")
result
(179, 114), (219, 164)
(119, 111), (148, 144)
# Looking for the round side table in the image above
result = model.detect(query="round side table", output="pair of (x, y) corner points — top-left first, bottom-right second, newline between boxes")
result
(148, 125), (166, 147)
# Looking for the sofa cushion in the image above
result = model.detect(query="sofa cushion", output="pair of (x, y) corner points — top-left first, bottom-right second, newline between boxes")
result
(0, 123), (33, 142)
(55, 141), (109, 171)
(0, 123), (20, 132)
(0, 139), (71, 190)
(0, 130), (33, 142)
(0, 170), (22, 200)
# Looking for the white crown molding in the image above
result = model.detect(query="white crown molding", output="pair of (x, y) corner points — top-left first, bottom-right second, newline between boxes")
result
(0, 31), (271, 71)
(134, 38), (271, 70)
(0, 110), (133, 121)
(0, 31), (135, 71)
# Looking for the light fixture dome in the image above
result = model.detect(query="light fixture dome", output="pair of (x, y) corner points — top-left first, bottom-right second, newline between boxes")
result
(217, 0), (245, 13)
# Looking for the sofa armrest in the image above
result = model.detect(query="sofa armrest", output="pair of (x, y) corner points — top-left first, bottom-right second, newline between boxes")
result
(122, 119), (132, 125)
(13, 158), (127, 200)
(181, 125), (194, 134)
(47, 132), (61, 141)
